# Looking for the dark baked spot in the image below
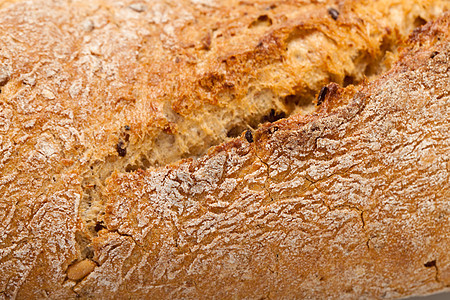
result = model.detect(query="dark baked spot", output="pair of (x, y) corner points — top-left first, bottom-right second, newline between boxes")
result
(124, 125), (130, 130)
(317, 86), (328, 106)
(343, 75), (355, 86)
(328, 8), (339, 20)
(94, 221), (106, 232)
(249, 15), (273, 28)
(268, 126), (279, 134)
(245, 129), (254, 143)
(430, 51), (439, 58)
(116, 141), (127, 157)
(201, 32), (212, 50)
(413, 16), (427, 28)
(424, 260), (436, 268)
(261, 109), (286, 123)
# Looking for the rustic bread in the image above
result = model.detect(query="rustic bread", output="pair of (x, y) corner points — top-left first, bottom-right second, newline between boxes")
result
(0, 0), (449, 299)
(99, 15), (450, 299)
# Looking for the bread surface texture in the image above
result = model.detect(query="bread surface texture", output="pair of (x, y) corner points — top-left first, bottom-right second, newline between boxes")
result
(0, 0), (449, 299)
(102, 15), (450, 299)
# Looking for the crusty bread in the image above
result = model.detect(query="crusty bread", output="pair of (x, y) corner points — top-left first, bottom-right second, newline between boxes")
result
(99, 15), (450, 299)
(0, 0), (449, 299)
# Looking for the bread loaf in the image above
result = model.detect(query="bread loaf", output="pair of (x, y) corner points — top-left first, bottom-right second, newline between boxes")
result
(0, 0), (449, 299)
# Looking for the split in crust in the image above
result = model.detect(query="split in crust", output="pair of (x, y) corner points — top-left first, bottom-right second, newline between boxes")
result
(0, 0), (449, 299)
(99, 14), (450, 299)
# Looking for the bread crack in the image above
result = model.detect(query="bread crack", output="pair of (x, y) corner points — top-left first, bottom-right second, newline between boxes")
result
(254, 145), (275, 204)
(424, 260), (443, 285)
(71, 2), (446, 290)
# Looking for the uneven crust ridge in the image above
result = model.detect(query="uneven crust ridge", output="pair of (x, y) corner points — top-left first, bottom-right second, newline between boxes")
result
(0, 0), (449, 299)
(95, 14), (450, 299)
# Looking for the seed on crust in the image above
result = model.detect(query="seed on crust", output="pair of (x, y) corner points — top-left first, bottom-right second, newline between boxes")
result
(245, 129), (254, 143)
(0, 66), (10, 87)
(328, 8), (339, 20)
(116, 141), (127, 157)
(317, 86), (329, 106)
(67, 259), (96, 281)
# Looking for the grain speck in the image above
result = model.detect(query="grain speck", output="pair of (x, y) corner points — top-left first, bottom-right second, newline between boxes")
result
(328, 8), (339, 20)
(42, 89), (56, 100)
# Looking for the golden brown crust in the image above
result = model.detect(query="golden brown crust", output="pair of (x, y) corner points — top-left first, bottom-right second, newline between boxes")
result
(100, 14), (450, 299)
(0, 0), (449, 299)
